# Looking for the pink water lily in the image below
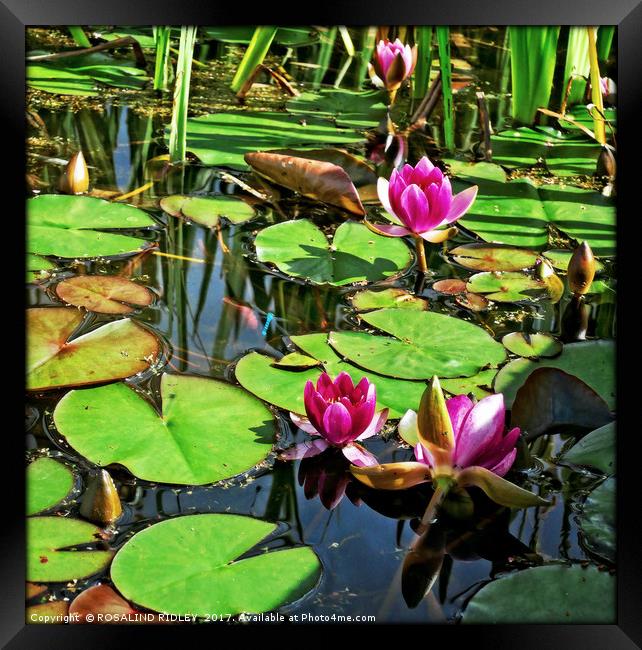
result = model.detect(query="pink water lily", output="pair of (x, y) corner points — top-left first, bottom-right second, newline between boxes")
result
(280, 372), (388, 467)
(351, 377), (548, 509)
(369, 39), (417, 96)
(599, 76), (616, 98)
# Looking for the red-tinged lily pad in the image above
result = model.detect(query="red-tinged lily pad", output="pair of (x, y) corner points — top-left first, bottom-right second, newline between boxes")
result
(466, 271), (548, 303)
(110, 514), (322, 617)
(449, 243), (541, 271)
(350, 288), (428, 312)
(432, 279), (467, 295)
(455, 292), (490, 312)
(159, 195), (256, 228)
(502, 332), (563, 359)
(26, 583), (48, 600)
(26, 308), (160, 392)
(69, 584), (158, 623)
(510, 368), (613, 440)
(27, 517), (114, 583)
(53, 374), (274, 485)
(55, 276), (154, 315)
(26, 600), (70, 623)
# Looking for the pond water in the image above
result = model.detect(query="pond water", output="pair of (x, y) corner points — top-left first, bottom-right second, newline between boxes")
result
(26, 26), (616, 624)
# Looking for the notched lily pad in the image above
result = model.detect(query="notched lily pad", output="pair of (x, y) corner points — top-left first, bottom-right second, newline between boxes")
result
(254, 219), (412, 286)
(449, 243), (540, 272)
(350, 288), (427, 312)
(110, 514), (322, 617)
(502, 332), (562, 359)
(466, 271), (548, 303)
(159, 195), (256, 228)
(53, 374), (274, 485)
(55, 276), (153, 315)
(27, 307), (160, 391)
(27, 457), (75, 516)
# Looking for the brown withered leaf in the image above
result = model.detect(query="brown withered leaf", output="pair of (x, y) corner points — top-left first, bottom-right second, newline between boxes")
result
(69, 584), (161, 623)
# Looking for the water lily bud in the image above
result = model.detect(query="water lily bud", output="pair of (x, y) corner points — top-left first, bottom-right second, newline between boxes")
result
(595, 145), (616, 180)
(60, 151), (89, 195)
(418, 376), (455, 453)
(567, 242), (596, 295)
(79, 469), (122, 526)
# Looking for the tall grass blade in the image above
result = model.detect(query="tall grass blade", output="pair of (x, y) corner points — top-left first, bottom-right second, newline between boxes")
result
(413, 26), (433, 99)
(597, 26), (615, 63)
(168, 26), (197, 163)
(561, 27), (590, 107)
(508, 26), (560, 125)
(230, 26), (278, 93)
(353, 27), (377, 89)
(68, 26), (91, 48)
(313, 27), (337, 88)
(153, 26), (172, 91)
(587, 26), (606, 145)
(436, 26), (454, 151)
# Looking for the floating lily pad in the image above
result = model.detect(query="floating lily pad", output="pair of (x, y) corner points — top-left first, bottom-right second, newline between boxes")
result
(160, 195), (256, 228)
(271, 353), (321, 369)
(351, 288), (427, 312)
(543, 249), (606, 271)
(466, 272), (548, 302)
(287, 88), (388, 129)
(440, 369), (496, 399)
(491, 126), (603, 177)
(174, 112), (365, 169)
(449, 243), (540, 271)
(28, 195), (156, 258)
(493, 340), (615, 408)
(55, 276), (153, 314)
(564, 105), (617, 135)
(26, 600), (70, 623)
(27, 457), (75, 516)
(448, 162), (615, 256)
(68, 584), (146, 623)
(27, 254), (56, 283)
(328, 309), (506, 380)
(235, 332), (427, 419)
(111, 514), (321, 617)
(53, 374), (274, 485)
(558, 422), (615, 476)
(27, 517), (113, 583)
(254, 220), (411, 286)
(432, 279), (467, 295)
(502, 332), (562, 359)
(27, 308), (160, 392)
(462, 564), (615, 623)
(578, 478), (615, 564)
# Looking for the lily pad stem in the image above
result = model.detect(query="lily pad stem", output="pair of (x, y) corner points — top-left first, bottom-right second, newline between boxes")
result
(414, 236), (428, 273)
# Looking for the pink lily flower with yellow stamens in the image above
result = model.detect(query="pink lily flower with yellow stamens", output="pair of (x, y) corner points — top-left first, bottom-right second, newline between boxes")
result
(369, 157), (478, 273)
(350, 376), (549, 510)
(369, 38), (417, 97)
(280, 372), (388, 468)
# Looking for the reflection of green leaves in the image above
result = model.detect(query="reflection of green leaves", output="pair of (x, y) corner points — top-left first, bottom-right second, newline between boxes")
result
(27, 308), (160, 392)
(255, 220), (411, 286)
(236, 333), (427, 418)
(329, 309), (506, 380)
(54, 374), (274, 485)
(174, 112), (364, 169)
(160, 195), (256, 228)
(578, 478), (615, 563)
(463, 564), (615, 623)
(27, 517), (113, 582)
(111, 514), (321, 617)
(27, 458), (75, 516)
(559, 422), (615, 475)
(28, 195), (156, 258)
(494, 340), (615, 408)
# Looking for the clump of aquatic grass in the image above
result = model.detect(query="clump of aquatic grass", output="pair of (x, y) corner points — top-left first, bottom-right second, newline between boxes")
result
(561, 27), (590, 109)
(436, 27), (454, 151)
(230, 27), (278, 93)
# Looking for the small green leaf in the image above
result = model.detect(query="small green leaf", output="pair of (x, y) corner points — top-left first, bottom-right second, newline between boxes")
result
(502, 332), (563, 359)
(26, 457), (75, 515)
(558, 422), (615, 475)
(160, 195), (256, 228)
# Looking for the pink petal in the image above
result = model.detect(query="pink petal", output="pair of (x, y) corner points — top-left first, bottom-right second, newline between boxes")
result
(334, 371), (355, 396)
(316, 372), (336, 399)
(402, 44), (414, 75)
(379, 47), (395, 77)
(454, 393), (506, 468)
(487, 448), (517, 477)
(410, 157), (435, 185)
(444, 185), (478, 224)
(369, 223), (412, 237)
(389, 171), (408, 222)
(349, 385), (377, 437)
(342, 443), (379, 467)
(476, 427), (521, 470)
(290, 412), (320, 435)
(323, 402), (354, 444)
(352, 376), (370, 402)
(377, 177), (395, 217)
(400, 184), (430, 233)
(280, 439), (329, 460)
(435, 175), (453, 221)
(356, 408), (389, 440)
(414, 442), (435, 468)
(446, 395), (474, 438)
(304, 382), (327, 434)
(400, 164), (415, 184)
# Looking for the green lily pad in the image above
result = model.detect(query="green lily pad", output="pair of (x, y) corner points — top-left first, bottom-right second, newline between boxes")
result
(440, 369), (496, 399)
(578, 478), (615, 563)
(235, 333), (427, 419)
(328, 309), (506, 380)
(543, 249), (606, 271)
(27, 457), (75, 516)
(28, 195), (156, 258)
(564, 105), (616, 135)
(350, 288), (428, 312)
(502, 332), (563, 359)
(27, 308), (160, 392)
(491, 126), (602, 177)
(174, 112), (365, 169)
(287, 89), (388, 129)
(53, 374), (274, 485)
(558, 422), (615, 476)
(462, 564), (615, 623)
(27, 254), (56, 283)
(493, 340), (615, 408)
(449, 243), (541, 271)
(466, 272), (548, 302)
(254, 220), (412, 286)
(160, 195), (256, 228)
(450, 163), (615, 256)
(27, 517), (114, 583)
(55, 276), (154, 315)
(111, 514), (321, 617)
(271, 353), (321, 369)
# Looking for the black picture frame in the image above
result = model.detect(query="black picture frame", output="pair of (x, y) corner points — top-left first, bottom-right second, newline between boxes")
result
(5, 1), (639, 646)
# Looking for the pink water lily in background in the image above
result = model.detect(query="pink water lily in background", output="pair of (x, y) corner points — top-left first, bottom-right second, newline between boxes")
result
(373, 157), (478, 243)
(369, 38), (417, 93)
(599, 76), (616, 99)
(281, 372), (388, 467)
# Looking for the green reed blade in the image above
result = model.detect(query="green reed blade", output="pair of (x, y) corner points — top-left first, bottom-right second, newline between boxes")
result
(561, 27), (590, 108)
(230, 26), (278, 93)
(437, 26), (454, 151)
(313, 27), (337, 88)
(68, 26), (91, 48)
(597, 26), (615, 64)
(587, 26), (606, 144)
(353, 26), (377, 89)
(413, 26), (433, 99)
(153, 26), (172, 91)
